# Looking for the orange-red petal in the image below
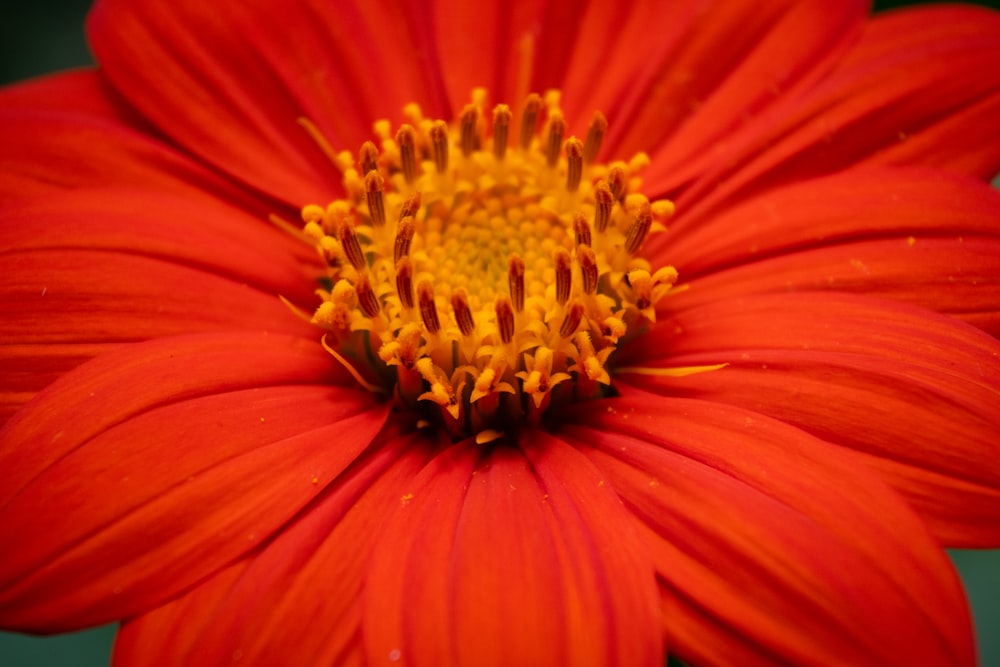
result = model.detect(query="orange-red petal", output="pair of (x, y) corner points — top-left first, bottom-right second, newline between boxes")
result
(0, 332), (387, 630)
(569, 391), (976, 666)
(112, 424), (431, 667)
(621, 292), (1000, 546)
(363, 432), (662, 667)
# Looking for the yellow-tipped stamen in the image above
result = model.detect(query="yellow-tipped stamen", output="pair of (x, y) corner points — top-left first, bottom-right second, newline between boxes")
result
(583, 111), (607, 164)
(565, 137), (583, 192)
(365, 171), (386, 227)
(396, 257), (415, 309)
(399, 191), (421, 221)
(573, 212), (591, 247)
(460, 105), (479, 157)
(519, 93), (542, 150)
(554, 247), (572, 306)
(394, 216), (415, 264)
(607, 164), (627, 202)
(430, 120), (449, 174)
(625, 202), (653, 255)
(396, 125), (417, 184)
(493, 104), (511, 160)
(355, 272), (381, 318)
(451, 289), (476, 337)
(299, 90), (684, 439)
(578, 245), (598, 295)
(594, 181), (613, 233)
(495, 296), (515, 345)
(338, 220), (367, 270)
(545, 111), (566, 168)
(417, 280), (441, 334)
(508, 254), (526, 313)
(359, 141), (379, 175)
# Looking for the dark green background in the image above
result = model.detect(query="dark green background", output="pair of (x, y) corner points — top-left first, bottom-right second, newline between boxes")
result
(1, 1), (998, 665)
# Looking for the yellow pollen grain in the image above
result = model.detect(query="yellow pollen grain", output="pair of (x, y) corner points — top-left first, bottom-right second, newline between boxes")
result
(300, 89), (679, 439)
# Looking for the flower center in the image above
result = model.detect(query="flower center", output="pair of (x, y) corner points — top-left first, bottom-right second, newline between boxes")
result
(299, 89), (678, 442)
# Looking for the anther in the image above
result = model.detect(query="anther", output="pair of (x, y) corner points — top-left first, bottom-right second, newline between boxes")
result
(578, 245), (598, 294)
(430, 120), (449, 174)
(594, 181), (614, 233)
(395, 257), (414, 309)
(545, 111), (566, 168)
(554, 247), (572, 306)
(519, 93), (542, 150)
(364, 171), (386, 227)
(559, 301), (585, 338)
(355, 273), (381, 318)
(572, 212), (591, 247)
(495, 296), (515, 344)
(394, 216), (415, 264)
(565, 137), (583, 192)
(417, 280), (441, 334)
(399, 191), (421, 221)
(359, 141), (379, 175)
(338, 220), (367, 270)
(460, 105), (479, 158)
(607, 165), (627, 202)
(451, 289), (476, 336)
(492, 104), (511, 160)
(583, 111), (607, 164)
(395, 125), (417, 184)
(625, 202), (653, 255)
(507, 254), (526, 313)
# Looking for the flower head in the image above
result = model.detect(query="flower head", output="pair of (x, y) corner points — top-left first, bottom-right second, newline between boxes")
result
(2, 1), (1000, 666)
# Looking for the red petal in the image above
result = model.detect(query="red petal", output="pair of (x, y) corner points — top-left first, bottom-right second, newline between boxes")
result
(620, 293), (1000, 546)
(586, 0), (865, 181)
(0, 332), (387, 630)
(661, 4), (1000, 216)
(569, 392), (976, 666)
(113, 424), (429, 667)
(87, 0), (450, 206)
(363, 432), (662, 667)
(0, 191), (319, 421)
(0, 73), (261, 207)
(666, 235), (1000, 335)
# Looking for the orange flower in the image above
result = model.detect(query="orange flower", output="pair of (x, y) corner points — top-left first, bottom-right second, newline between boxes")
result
(2, 1), (1000, 665)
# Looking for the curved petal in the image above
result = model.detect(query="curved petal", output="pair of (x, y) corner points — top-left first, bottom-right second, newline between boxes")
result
(0, 71), (264, 208)
(660, 4), (1000, 218)
(113, 423), (430, 667)
(665, 235), (1000, 335)
(619, 293), (1000, 546)
(87, 0), (451, 206)
(0, 332), (388, 631)
(568, 392), (976, 666)
(655, 166), (1000, 279)
(0, 190), (321, 421)
(582, 0), (865, 181)
(363, 432), (662, 667)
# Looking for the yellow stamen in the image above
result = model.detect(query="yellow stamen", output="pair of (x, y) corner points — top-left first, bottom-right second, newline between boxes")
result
(299, 90), (681, 439)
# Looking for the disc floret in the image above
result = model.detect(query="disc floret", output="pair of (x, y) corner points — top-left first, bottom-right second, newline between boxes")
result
(301, 89), (678, 440)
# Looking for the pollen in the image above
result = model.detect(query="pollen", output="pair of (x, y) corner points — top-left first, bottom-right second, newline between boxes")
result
(301, 90), (677, 439)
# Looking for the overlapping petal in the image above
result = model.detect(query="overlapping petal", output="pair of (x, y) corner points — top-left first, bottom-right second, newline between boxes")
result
(0, 0), (997, 665)
(363, 432), (662, 667)
(620, 292), (1000, 546)
(0, 332), (389, 630)
(568, 392), (976, 666)
(87, 0), (453, 206)
(0, 190), (319, 422)
(113, 424), (431, 667)
(652, 4), (1000, 214)
(0, 71), (263, 208)
(647, 166), (1000, 334)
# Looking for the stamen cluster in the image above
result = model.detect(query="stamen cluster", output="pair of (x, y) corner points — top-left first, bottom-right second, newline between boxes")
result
(300, 90), (677, 441)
